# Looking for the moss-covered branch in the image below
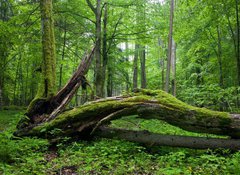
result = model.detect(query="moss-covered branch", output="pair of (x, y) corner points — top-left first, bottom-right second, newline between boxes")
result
(15, 89), (240, 139)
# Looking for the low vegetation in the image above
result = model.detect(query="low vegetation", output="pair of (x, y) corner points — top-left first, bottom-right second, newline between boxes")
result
(1, 110), (240, 175)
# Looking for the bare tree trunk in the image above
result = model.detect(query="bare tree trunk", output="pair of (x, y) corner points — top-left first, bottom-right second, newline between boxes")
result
(0, 88), (2, 109)
(102, 3), (108, 97)
(25, 58), (29, 105)
(133, 44), (139, 89)
(165, 0), (174, 93)
(95, 0), (103, 97)
(140, 46), (147, 88)
(217, 26), (224, 88)
(171, 39), (176, 96)
(161, 59), (165, 90)
(107, 62), (113, 97)
(236, 0), (240, 86)
(13, 57), (20, 105)
(59, 19), (67, 89)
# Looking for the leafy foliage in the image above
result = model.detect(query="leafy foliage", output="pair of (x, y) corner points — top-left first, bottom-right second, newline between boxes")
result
(1, 110), (240, 174)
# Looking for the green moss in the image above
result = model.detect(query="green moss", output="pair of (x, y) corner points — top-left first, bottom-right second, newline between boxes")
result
(130, 89), (231, 125)
(37, 0), (56, 99)
(27, 89), (233, 137)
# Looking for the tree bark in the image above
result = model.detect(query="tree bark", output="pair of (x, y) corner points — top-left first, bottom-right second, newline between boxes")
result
(23, 47), (95, 124)
(102, 3), (108, 97)
(59, 19), (67, 89)
(235, 0), (240, 86)
(140, 46), (147, 88)
(133, 44), (139, 89)
(107, 62), (113, 97)
(165, 0), (174, 93)
(25, 0), (57, 119)
(171, 39), (176, 96)
(95, 0), (103, 97)
(39, 0), (56, 99)
(96, 126), (240, 150)
(15, 89), (240, 140)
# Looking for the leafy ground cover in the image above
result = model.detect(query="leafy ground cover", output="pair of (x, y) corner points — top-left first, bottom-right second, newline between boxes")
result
(0, 110), (240, 175)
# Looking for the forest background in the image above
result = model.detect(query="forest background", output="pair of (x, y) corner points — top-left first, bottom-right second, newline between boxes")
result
(1, 0), (239, 113)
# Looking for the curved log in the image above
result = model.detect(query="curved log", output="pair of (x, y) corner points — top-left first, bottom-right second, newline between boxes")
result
(15, 89), (240, 139)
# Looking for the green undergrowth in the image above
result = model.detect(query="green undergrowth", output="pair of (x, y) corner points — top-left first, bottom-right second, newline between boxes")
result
(0, 110), (240, 174)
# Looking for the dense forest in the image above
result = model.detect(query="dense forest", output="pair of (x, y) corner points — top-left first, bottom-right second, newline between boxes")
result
(1, 0), (240, 174)
(0, 0), (239, 111)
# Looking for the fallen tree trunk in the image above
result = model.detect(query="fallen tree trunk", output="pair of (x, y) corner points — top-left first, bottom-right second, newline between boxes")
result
(96, 126), (240, 150)
(15, 89), (240, 140)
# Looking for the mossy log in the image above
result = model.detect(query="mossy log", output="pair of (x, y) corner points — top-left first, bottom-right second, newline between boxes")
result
(15, 89), (240, 141)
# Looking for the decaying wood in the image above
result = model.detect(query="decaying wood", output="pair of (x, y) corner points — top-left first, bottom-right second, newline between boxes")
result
(25, 46), (95, 124)
(15, 89), (240, 143)
(96, 126), (240, 150)
(15, 45), (240, 150)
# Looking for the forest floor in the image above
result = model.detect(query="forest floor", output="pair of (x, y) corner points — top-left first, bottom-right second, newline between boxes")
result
(0, 110), (240, 175)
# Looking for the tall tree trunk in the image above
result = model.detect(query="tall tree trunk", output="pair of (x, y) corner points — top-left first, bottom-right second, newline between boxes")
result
(217, 26), (224, 88)
(95, 0), (103, 97)
(107, 59), (113, 97)
(27, 0), (56, 113)
(18, 61), (24, 105)
(158, 38), (165, 90)
(140, 46), (147, 88)
(102, 3), (108, 97)
(39, 0), (56, 98)
(125, 42), (130, 91)
(59, 19), (67, 89)
(161, 59), (165, 90)
(133, 44), (139, 89)
(171, 39), (176, 96)
(236, 0), (240, 86)
(13, 57), (20, 105)
(0, 0), (10, 108)
(165, 0), (174, 93)
(0, 69), (3, 108)
(25, 58), (30, 105)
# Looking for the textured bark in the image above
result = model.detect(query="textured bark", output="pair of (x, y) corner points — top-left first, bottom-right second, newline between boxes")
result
(165, 0), (174, 93)
(15, 89), (240, 140)
(171, 39), (176, 96)
(96, 126), (240, 150)
(102, 3), (108, 97)
(59, 19), (67, 89)
(236, 0), (240, 86)
(95, 0), (103, 97)
(133, 44), (139, 89)
(140, 46), (147, 89)
(39, 0), (56, 99)
(23, 47), (95, 125)
(0, 88), (2, 109)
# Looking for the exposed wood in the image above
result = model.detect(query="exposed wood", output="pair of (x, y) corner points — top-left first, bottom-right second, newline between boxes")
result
(15, 89), (240, 139)
(46, 47), (96, 121)
(96, 126), (240, 150)
(24, 46), (95, 124)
